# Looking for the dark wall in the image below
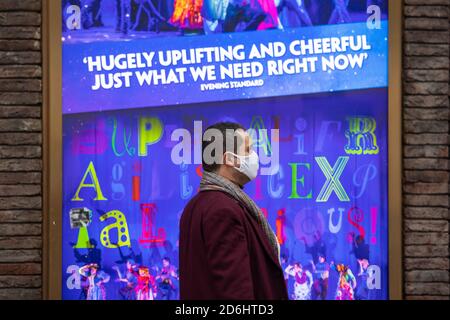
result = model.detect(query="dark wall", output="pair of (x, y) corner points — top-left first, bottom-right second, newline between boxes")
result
(0, 0), (43, 300)
(403, 0), (450, 299)
(0, 0), (448, 300)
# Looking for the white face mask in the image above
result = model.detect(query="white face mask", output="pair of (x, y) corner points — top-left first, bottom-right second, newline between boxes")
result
(226, 150), (260, 181)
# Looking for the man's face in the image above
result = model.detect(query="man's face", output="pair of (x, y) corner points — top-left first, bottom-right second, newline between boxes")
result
(225, 129), (254, 183)
(163, 259), (169, 267)
(319, 256), (325, 263)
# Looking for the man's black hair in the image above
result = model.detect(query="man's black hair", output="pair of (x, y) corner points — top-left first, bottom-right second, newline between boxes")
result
(202, 122), (245, 173)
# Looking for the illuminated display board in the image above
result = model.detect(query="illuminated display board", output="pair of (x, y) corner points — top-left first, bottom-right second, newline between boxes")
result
(61, 0), (389, 300)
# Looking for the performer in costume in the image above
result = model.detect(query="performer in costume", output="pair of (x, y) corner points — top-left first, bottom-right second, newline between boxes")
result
(78, 263), (110, 300)
(136, 267), (157, 300)
(170, 0), (204, 31)
(202, 0), (280, 33)
(78, 0), (104, 29)
(156, 257), (179, 300)
(285, 263), (313, 300)
(113, 260), (138, 300)
(131, 0), (167, 32)
(355, 258), (370, 300)
(328, 0), (351, 24)
(330, 261), (357, 300)
(275, 0), (312, 28)
(222, 0), (267, 32)
(310, 253), (330, 300)
(280, 254), (295, 299)
(202, 0), (230, 34)
(254, 0), (280, 30)
(78, 272), (90, 300)
(115, 0), (132, 33)
(307, 0), (334, 25)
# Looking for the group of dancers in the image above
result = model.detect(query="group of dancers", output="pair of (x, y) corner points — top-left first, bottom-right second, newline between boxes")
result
(75, 233), (373, 300)
(78, 257), (179, 300)
(282, 232), (373, 300)
(283, 255), (372, 300)
(63, 0), (385, 35)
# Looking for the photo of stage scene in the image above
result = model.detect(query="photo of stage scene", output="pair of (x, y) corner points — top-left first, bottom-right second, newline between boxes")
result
(62, 89), (388, 300)
(62, 0), (388, 43)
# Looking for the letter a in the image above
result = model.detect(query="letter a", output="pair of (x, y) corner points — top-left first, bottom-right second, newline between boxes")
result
(99, 210), (131, 248)
(72, 161), (107, 201)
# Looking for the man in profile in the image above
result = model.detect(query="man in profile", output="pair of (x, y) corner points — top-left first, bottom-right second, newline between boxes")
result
(179, 122), (288, 300)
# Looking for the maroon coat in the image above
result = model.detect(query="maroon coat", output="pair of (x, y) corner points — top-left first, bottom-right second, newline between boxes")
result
(179, 190), (289, 300)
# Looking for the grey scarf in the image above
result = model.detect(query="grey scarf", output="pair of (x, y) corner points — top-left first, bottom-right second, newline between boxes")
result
(199, 171), (280, 263)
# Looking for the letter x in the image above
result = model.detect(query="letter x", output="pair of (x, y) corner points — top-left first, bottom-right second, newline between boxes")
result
(315, 157), (350, 202)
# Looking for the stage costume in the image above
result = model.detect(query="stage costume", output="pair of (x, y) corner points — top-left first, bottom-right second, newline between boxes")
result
(276, 0), (312, 28)
(202, 0), (230, 33)
(355, 259), (370, 300)
(136, 268), (157, 300)
(122, 270), (138, 300)
(79, 264), (110, 300)
(253, 0), (280, 30)
(311, 260), (330, 300)
(131, 0), (166, 32)
(113, 264), (138, 300)
(332, 263), (357, 300)
(203, 0), (230, 21)
(285, 265), (313, 300)
(80, 0), (104, 29)
(170, 0), (204, 30)
(221, 1), (262, 32)
(157, 264), (178, 300)
(328, 0), (351, 24)
(116, 0), (131, 33)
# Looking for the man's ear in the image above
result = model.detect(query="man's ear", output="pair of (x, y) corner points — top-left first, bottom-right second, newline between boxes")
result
(223, 152), (239, 167)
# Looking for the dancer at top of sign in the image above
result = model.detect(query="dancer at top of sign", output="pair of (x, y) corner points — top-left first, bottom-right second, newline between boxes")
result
(254, 0), (281, 29)
(275, 0), (313, 29)
(202, 0), (230, 34)
(330, 261), (357, 300)
(328, 0), (351, 24)
(220, 0), (272, 32)
(80, 0), (104, 29)
(284, 262), (313, 300)
(202, 0), (278, 33)
(179, 122), (288, 300)
(78, 263), (110, 300)
(170, 0), (204, 32)
(131, 0), (167, 32)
